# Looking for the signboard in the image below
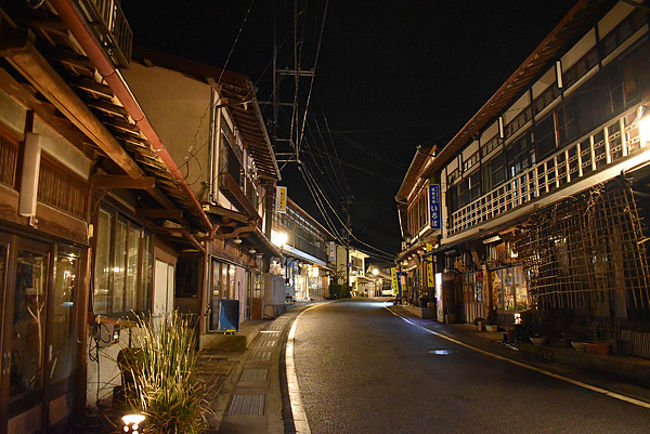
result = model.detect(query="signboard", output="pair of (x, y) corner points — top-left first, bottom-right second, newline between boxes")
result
(391, 267), (398, 295)
(426, 259), (434, 288)
(428, 184), (441, 229)
(329, 241), (336, 262)
(276, 186), (287, 213)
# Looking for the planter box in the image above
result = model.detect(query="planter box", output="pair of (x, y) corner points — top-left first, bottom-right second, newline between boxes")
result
(584, 342), (611, 356)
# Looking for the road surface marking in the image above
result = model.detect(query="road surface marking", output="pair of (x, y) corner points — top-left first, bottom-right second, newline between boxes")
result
(385, 306), (650, 409)
(286, 302), (332, 434)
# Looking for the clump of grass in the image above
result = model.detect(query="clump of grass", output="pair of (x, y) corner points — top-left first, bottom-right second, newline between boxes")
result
(127, 312), (210, 433)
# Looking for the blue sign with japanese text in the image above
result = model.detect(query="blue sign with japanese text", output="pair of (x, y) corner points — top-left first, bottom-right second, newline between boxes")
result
(429, 184), (441, 229)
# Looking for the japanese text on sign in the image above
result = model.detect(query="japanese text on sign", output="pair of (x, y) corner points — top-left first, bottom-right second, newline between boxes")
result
(428, 184), (441, 229)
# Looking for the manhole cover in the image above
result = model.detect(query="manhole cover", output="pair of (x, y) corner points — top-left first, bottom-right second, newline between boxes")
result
(428, 349), (457, 355)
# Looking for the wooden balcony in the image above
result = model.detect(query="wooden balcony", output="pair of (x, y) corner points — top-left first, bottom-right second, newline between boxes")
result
(76, 0), (133, 67)
(449, 106), (647, 236)
(220, 172), (260, 221)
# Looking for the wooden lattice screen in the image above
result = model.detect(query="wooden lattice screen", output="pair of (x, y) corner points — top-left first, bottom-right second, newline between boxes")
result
(515, 179), (650, 317)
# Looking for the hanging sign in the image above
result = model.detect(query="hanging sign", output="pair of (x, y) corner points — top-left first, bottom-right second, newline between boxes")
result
(276, 186), (287, 213)
(427, 260), (435, 288)
(391, 267), (398, 295)
(428, 184), (441, 229)
(329, 241), (336, 262)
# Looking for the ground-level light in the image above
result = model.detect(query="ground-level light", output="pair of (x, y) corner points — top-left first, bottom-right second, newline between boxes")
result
(121, 414), (145, 433)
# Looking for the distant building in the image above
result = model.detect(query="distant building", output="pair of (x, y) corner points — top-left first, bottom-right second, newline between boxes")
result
(271, 197), (335, 306)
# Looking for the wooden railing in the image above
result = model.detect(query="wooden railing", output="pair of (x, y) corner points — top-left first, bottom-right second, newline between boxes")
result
(449, 107), (645, 235)
(77, 0), (133, 67)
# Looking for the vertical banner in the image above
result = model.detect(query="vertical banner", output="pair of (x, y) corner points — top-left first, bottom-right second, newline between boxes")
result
(328, 241), (336, 262)
(426, 260), (434, 288)
(391, 267), (398, 295)
(428, 184), (441, 229)
(276, 186), (287, 213)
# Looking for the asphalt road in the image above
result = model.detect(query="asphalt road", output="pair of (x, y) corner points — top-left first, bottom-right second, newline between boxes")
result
(292, 300), (650, 434)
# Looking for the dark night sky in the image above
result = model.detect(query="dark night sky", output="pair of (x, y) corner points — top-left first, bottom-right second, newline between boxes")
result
(122, 1), (575, 261)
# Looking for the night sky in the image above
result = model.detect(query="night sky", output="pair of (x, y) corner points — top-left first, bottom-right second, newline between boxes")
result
(122, 1), (575, 261)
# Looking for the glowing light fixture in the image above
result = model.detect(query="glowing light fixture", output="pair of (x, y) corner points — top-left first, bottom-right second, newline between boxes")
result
(122, 414), (145, 433)
(638, 105), (650, 147)
(372, 268), (379, 276)
(271, 230), (288, 247)
(233, 237), (242, 245)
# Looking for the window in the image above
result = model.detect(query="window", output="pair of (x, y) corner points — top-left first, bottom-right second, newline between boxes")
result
(481, 135), (500, 158)
(506, 130), (533, 178)
(486, 152), (506, 190)
(93, 208), (152, 314)
(504, 105), (533, 140)
(534, 114), (556, 160)
(462, 151), (480, 173)
(491, 266), (529, 312)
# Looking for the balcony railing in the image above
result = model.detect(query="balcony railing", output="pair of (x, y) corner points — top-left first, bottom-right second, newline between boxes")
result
(77, 0), (133, 68)
(449, 107), (645, 236)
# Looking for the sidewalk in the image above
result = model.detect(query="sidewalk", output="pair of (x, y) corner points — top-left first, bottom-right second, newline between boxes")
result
(389, 304), (650, 405)
(201, 303), (314, 433)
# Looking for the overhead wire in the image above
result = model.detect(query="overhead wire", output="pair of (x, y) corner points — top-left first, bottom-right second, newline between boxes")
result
(309, 110), (347, 196)
(296, 0), (329, 153)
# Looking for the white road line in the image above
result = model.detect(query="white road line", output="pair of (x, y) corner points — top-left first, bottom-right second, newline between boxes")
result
(286, 302), (332, 434)
(385, 306), (650, 409)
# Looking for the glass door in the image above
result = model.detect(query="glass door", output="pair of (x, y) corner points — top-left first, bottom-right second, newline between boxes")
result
(4, 239), (50, 433)
(0, 236), (80, 433)
(45, 246), (79, 427)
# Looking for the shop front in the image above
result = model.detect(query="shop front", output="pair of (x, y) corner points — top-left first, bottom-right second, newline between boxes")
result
(489, 265), (531, 326)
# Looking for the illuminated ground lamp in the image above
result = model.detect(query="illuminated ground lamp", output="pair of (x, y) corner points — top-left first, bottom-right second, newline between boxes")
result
(121, 414), (145, 433)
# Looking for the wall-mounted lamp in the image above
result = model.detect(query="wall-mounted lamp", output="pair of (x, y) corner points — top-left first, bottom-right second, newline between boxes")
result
(233, 237), (242, 245)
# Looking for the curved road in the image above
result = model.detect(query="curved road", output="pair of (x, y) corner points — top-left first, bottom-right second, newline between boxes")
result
(293, 300), (650, 433)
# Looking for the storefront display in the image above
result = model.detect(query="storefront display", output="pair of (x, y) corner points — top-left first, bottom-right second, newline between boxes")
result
(491, 266), (530, 312)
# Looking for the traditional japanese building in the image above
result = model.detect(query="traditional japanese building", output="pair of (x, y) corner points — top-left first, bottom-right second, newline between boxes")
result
(397, 0), (650, 355)
(271, 197), (334, 307)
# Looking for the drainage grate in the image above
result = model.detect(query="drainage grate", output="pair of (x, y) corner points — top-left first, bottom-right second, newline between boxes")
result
(240, 368), (268, 383)
(228, 394), (265, 416)
(259, 330), (280, 337)
(249, 351), (272, 361)
(270, 321), (287, 331)
(256, 339), (277, 347)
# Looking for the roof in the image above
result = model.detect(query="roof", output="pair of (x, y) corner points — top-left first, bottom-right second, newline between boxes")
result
(395, 145), (436, 202)
(424, 0), (616, 177)
(133, 47), (281, 181)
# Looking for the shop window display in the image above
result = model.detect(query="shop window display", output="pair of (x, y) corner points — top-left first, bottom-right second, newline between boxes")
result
(491, 266), (530, 312)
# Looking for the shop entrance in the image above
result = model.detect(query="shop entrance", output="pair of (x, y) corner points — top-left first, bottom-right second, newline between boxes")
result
(0, 232), (80, 433)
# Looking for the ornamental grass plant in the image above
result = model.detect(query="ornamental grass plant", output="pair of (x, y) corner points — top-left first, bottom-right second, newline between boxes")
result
(127, 312), (210, 433)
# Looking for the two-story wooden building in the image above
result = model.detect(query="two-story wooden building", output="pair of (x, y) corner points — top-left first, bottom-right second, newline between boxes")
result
(397, 0), (650, 355)
(271, 197), (333, 306)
